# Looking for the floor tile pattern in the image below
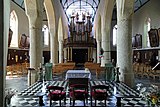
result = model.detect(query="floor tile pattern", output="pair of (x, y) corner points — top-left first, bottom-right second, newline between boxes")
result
(11, 81), (149, 107)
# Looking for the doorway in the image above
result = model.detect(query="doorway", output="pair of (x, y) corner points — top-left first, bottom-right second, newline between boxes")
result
(72, 49), (88, 66)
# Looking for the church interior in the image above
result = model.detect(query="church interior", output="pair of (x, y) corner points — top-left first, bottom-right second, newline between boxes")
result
(1, 0), (160, 106)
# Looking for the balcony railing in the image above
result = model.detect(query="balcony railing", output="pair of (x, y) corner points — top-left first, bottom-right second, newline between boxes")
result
(64, 37), (96, 47)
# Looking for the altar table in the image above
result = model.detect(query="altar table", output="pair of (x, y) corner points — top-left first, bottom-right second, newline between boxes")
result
(65, 70), (91, 86)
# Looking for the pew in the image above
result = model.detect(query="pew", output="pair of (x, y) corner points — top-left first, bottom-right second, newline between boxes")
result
(84, 62), (104, 78)
(53, 62), (76, 74)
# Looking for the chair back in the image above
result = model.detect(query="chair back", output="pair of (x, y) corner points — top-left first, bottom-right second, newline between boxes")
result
(47, 86), (64, 92)
(91, 85), (109, 100)
(47, 86), (66, 101)
(70, 84), (88, 100)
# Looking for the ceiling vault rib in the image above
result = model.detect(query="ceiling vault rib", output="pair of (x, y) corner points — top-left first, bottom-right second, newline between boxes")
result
(11, 0), (151, 22)
(134, 0), (150, 12)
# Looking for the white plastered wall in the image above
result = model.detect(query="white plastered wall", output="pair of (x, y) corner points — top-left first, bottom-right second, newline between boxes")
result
(132, 0), (160, 47)
(10, 1), (29, 44)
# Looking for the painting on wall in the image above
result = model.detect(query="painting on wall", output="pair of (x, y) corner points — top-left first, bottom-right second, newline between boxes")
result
(135, 34), (142, 48)
(132, 36), (136, 48)
(158, 28), (160, 45)
(19, 34), (30, 49)
(148, 29), (159, 47)
(8, 28), (13, 47)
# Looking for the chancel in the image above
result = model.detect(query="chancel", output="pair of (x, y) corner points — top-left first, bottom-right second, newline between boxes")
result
(1, 0), (160, 107)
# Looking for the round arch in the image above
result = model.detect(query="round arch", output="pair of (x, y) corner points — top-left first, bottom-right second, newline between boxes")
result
(44, 0), (56, 33)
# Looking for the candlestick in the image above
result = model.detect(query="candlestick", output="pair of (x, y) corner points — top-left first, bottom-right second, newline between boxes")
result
(40, 63), (42, 68)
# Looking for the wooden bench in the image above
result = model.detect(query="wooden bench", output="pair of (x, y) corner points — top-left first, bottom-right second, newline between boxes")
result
(53, 62), (75, 73)
(84, 62), (104, 78)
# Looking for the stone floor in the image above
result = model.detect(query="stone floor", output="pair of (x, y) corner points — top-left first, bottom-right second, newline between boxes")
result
(5, 71), (160, 107)
(6, 71), (160, 92)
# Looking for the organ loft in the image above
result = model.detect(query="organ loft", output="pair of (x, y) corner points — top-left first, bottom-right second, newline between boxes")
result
(64, 12), (96, 65)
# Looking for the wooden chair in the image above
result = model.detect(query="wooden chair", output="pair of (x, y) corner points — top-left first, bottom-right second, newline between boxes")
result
(91, 85), (109, 106)
(133, 62), (139, 77)
(142, 65), (150, 79)
(22, 62), (30, 75)
(137, 63), (145, 78)
(11, 64), (22, 76)
(47, 86), (66, 106)
(69, 84), (89, 106)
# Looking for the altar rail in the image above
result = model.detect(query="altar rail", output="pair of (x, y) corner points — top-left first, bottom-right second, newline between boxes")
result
(63, 37), (96, 47)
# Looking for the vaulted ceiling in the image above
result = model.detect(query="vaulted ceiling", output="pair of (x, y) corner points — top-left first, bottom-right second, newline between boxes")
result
(60, 0), (100, 22)
(12, 0), (150, 22)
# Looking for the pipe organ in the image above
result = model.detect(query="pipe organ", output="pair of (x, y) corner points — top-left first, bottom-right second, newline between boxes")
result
(64, 12), (96, 63)
(69, 13), (93, 42)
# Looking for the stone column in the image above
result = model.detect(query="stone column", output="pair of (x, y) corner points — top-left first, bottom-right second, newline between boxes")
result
(49, 28), (57, 65)
(24, 0), (43, 69)
(64, 48), (67, 63)
(97, 40), (101, 63)
(59, 40), (63, 63)
(58, 17), (64, 63)
(96, 16), (102, 64)
(44, 0), (58, 66)
(101, 26), (111, 67)
(1, 0), (10, 106)
(116, 0), (135, 87)
(24, 0), (43, 85)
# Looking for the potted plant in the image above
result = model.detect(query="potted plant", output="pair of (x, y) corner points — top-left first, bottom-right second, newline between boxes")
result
(136, 83), (160, 107)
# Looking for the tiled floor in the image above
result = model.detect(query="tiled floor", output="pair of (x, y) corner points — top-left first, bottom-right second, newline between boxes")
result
(5, 71), (160, 107)
(10, 81), (148, 107)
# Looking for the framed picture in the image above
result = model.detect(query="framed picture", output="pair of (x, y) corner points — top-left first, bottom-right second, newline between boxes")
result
(158, 28), (160, 45)
(25, 36), (30, 48)
(19, 34), (30, 49)
(8, 28), (13, 47)
(135, 34), (142, 48)
(148, 29), (159, 47)
(132, 36), (136, 48)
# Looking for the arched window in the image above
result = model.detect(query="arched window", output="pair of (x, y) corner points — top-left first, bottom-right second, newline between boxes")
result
(10, 10), (18, 47)
(42, 25), (49, 47)
(143, 18), (151, 47)
(146, 18), (151, 47)
(113, 24), (117, 46)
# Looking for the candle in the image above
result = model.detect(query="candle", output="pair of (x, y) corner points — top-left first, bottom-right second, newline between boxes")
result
(42, 57), (44, 65)
(40, 63), (42, 68)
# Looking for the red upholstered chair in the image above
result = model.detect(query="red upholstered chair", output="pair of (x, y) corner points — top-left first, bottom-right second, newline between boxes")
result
(69, 84), (89, 106)
(47, 86), (66, 106)
(91, 85), (109, 106)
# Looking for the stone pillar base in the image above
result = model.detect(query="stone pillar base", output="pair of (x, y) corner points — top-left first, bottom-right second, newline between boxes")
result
(28, 68), (37, 86)
(120, 72), (135, 87)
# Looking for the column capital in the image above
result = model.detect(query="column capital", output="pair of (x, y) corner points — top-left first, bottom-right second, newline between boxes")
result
(116, 0), (134, 19)
(24, 0), (44, 18)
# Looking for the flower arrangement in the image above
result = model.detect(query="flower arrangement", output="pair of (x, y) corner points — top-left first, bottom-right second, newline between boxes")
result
(136, 83), (160, 106)
(5, 88), (18, 107)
